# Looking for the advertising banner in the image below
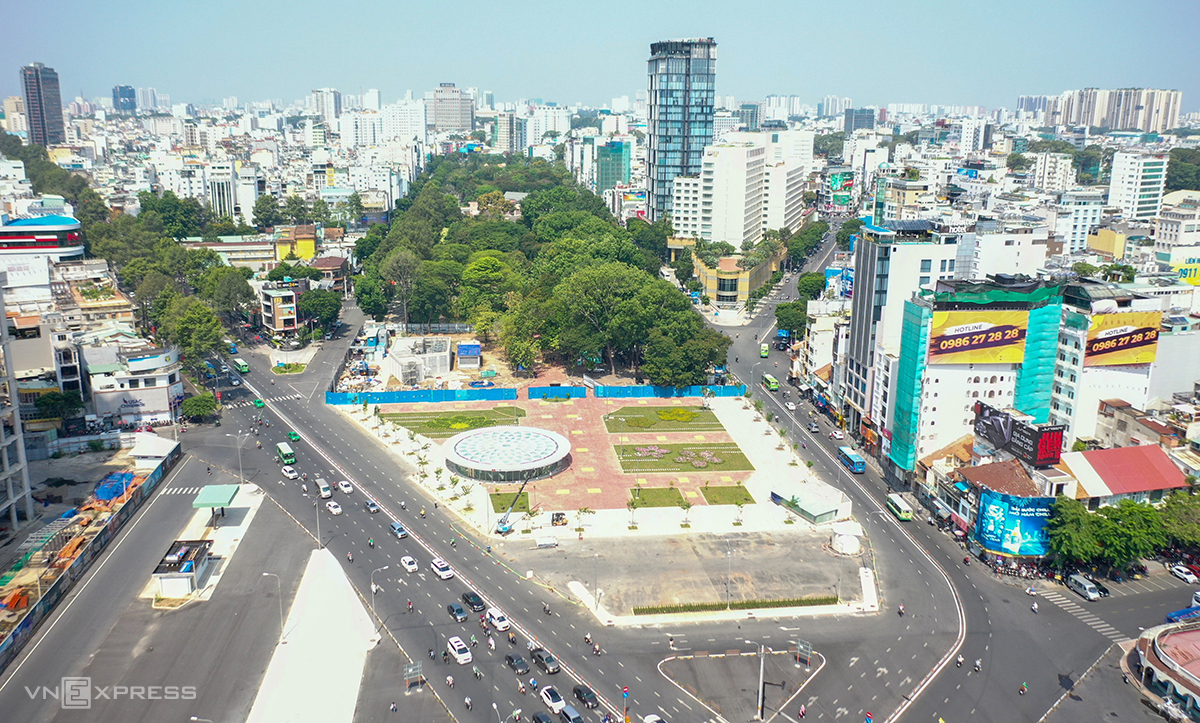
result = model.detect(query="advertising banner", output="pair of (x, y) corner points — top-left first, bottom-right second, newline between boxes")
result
(973, 401), (1065, 467)
(927, 310), (1029, 364)
(1084, 311), (1162, 367)
(974, 489), (1054, 557)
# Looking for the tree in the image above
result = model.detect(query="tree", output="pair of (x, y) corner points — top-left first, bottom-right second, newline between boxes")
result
(679, 499), (693, 525)
(1047, 496), (1101, 565)
(180, 393), (219, 419)
(252, 194), (284, 230)
(476, 190), (516, 219)
(382, 249), (421, 324)
(1166, 148), (1200, 192)
(1094, 500), (1165, 568)
(1159, 492), (1200, 548)
(34, 391), (84, 420)
(836, 219), (863, 250)
(795, 272), (827, 301)
(283, 195), (310, 225)
(175, 302), (224, 375)
(354, 275), (390, 320)
(813, 132), (846, 160)
(671, 247), (695, 285)
(1100, 263), (1136, 283)
(469, 307), (502, 342)
(311, 198), (331, 225)
(344, 192), (365, 228)
(297, 289), (343, 329)
(1007, 153), (1033, 171)
(775, 301), (808, 337)
(1071, 262), (1099, 278)
(802, 191), (818, 207)
(210, 269), (257, 318)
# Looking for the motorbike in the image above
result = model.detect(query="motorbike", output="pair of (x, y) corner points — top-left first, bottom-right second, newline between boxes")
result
(956, 655), (964, 668)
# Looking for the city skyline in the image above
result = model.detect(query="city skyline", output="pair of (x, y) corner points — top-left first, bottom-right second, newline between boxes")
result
(2, 0), (1198, 112)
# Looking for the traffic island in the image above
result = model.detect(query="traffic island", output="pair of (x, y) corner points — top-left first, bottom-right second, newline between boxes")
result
(661, 646), (822, 722)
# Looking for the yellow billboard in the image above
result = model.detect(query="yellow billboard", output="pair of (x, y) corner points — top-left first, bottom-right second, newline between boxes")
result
(1175, 263), (1200, 286)
(927, 310), (1028, 365)
(1084, 311), (1162, 366)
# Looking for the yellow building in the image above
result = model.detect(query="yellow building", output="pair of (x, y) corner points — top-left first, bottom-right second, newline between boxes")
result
(1087, 227), (1127, 261)
(666, 236), (696, 264)
(274, 225), (318, 261)
(694, 245), (788, 306)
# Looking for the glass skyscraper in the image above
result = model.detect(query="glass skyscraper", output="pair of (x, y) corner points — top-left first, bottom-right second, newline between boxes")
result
(646, 38), (716, 223)
(20, 62), (64, 147)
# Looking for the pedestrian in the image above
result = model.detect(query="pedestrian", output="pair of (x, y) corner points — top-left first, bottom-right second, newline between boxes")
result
(798, 704), (806, 718)
(207, 465), (211, 475)
(434, 501), (439, 509)
(390, 702), (397, 713)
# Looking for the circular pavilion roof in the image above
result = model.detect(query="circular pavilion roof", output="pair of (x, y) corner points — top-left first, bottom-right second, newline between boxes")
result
(443, 426), (571, 474)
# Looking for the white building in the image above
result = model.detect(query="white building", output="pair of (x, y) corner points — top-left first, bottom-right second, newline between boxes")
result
(671, 143), (765, 247)
(160, 164), (207, 202)
(761, 161), (805, 234)
(381, 100), (426, 144)
(1054, 189), (1105, 254)
(312, 88), (342, 125)
(671, 176), (702, 239)
(955, 219), (1051, 280)
(81, 333), (184, 425)
(206, 163), (236, 219)
(1109, 151), (1167, 221)
(235, 164), (260, 225)
(713, 110), (739, 141)
(1154, 190), (1200, 252)
(1031, 152), (1076, 193)
(363, 89), (381, 112)
(340, 111), (382, 148)
(959, 117), (988, 152)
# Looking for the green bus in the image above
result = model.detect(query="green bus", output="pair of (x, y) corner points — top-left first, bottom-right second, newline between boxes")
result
(761, 374), (780, 392)
(233, 358), (250, 373)
(885, 493), (914, 521)
(276, 442), (296, 465)
(760, 343), (770, 358)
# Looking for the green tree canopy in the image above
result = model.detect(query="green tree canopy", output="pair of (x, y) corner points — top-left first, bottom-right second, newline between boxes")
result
(1007, 153), (1033, 171)
(775, 301), (808, 337)
(34, 391), (85, 420)
(297, 289), (342, 329)
(252, 194), (284, 230)
(1072, 262), (1099, 278)
(1047, 496), (1102, 564)
(180, 393), (219, 419)
(1160, 491), (1200, 548)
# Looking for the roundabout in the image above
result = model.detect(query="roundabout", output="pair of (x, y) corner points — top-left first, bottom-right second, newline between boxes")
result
(442, 425), (572, 482)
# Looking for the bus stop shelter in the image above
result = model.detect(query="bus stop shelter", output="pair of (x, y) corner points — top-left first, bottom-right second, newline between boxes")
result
(193, 484), (240, 526)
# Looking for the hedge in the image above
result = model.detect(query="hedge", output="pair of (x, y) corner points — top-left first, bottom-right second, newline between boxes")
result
(632, 595), (838, 615)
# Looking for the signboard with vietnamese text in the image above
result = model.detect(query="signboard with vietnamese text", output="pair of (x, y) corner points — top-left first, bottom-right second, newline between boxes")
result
(927, 310), (1028, 365)
(973, 401), (1065, 467)
(974, 489), (1054, 558)
(1084, 311), (1162, 367)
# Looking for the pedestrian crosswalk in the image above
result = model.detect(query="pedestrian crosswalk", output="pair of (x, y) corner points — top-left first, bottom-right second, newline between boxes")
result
(225, 393), (302, 408)
(1040, 589), (1130, 643)
(161, 486), (204, 495)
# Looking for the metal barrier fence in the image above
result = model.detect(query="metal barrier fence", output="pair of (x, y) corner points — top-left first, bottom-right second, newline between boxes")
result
(527, 386), (587, 400)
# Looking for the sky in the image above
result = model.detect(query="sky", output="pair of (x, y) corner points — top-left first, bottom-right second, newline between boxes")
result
(4, 0), (1199, 112)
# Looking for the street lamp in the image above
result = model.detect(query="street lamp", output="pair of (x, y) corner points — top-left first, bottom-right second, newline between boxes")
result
(593, 553), (600, 611)
(225, 431), (249, 483)
(190, 718), (215, 723)
(371, 565), (389, 622)
(313, 498), (322, 549)
(262, 572), (284, 644)
(751, 361), (762, 394)
(492, 703), (522, 723)
(745, 640), (767, 720)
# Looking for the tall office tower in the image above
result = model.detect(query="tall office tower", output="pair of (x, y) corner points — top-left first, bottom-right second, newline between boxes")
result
(843, 108), (875, 133)
(478, 90), (495, 111)
(820, 95), (841, 117)
(0, 273), (33, 530)
(21, 62), (65, 146)
(381, 100), (427, 144)
(207, 162), (237, 219)
(426, 83), (475, 133)
(1109, 151), (1168, 220)
(363, 89), (381, 112)
(112, 85), (137, 114)
(137, 87), (156, 110)
(312, 88), (342, 125)
(670, 143), (765, 247)
(646, 37), (717, 222)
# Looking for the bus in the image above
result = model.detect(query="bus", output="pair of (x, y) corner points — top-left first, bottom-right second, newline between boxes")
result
(275, 442), (296, 465)
(837, 446), (866, 474)
(233, 358), (250, 373)
(761, 374), (780, 392)
(760, 343), (770, 358)
(1165, 607), (1200, 624)
(885, 493), (914, 521)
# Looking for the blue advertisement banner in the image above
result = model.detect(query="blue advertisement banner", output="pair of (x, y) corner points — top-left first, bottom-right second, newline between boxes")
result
(974, 489), (1053, 557)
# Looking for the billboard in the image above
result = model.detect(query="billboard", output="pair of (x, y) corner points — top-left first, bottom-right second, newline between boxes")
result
(1084, 311), (1162, 366)
(829, 173), (854, 192)
(973, 401), (1065, 467)
(974, 489), (1054, 557)
(927, 310), (1028, 364)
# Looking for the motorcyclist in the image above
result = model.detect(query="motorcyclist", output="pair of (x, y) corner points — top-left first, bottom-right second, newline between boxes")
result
(347, 552), (353, 563)
(1031, 601), (1038, 613)
(446, 675), (454, 688)
(368, 538), (374, 548)
(584, 633), (592, 645)
(956, 654), (964, 667)
(464, 696), (472, 710)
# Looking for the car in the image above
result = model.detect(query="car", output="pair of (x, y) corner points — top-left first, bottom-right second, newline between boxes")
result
(531, 713), (554, 723)
(282, 466), (299, 480)
(1185, 563), (1200, 578)
(540, 686), (566, 714)
(447, 636), (472, 664)
(830, 430), (844, 440)
(504, 654), (530, 675)
(324, 333), (332, 340)
(390, 522), (408, 539)
(325, 501), (343, 515)
(431, 558), (454, 580)
(558, 706), (584, 723)
(400, 555), (418, 573)
(338, 480), (353, 494)
(230, 377), (241, 386)
(446, 602), (468, 622)
(1172, 565), (1200, 584)
(288, 431), (300, 441)
(253, 399), (265, 408)
(531, 648), (560, 674)
(785, 402), (796, 411)
(220, 365), (230, 373)
(572, 685), (599, 709)
(461, 591), (486, 612)
(807, 423), (819, 433)
(364, 500), (380, 514)
(1091, 579), (1111, 597)
(486, 607), (510, 631)
(643, 716), (666, 723)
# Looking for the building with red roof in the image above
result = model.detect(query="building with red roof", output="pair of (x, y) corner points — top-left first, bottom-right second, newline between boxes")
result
(1057, 444), (1187, 509)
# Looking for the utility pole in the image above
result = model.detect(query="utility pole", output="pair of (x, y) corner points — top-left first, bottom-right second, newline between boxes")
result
(745, 640), (766, 720)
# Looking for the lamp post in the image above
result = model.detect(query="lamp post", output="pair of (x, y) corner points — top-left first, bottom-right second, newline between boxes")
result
(751, 361), (763, 392)
(492, 703), (522, 723)
(593, 553), (599, 611)
(191, 718), (215, 723)
(313, 498), (322, 549)
(371, 565), (389, 622)
(225, 431), (249, 483)
(262, 572), (284, 644)
(726, 543), (739, 610)
(745, 640), (766, 720)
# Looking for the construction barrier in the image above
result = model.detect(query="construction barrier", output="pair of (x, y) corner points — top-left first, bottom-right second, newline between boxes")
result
(325, 388), (518, 405)
(527, 386), (587, 400)
(593, 384), (746, 398)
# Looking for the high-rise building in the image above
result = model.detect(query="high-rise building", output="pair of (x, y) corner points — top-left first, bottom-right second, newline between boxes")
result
(1054, 189), (1105, 254)
(137, 87), (157, 110)
(0, 272), (33, 531)
(494, 112), (527, 154)
(426, 83), (475, 134)
(595, 140), (632, 193)
(1045, 88), (1182, 133)
(1, 97), (25, 134)
(312, 88), (342, 125)
(959, 117), (988, 152)
(363, 88), (381, 112)
(21, 62), (65, 146)
(112, 85), (137, 114)
(1109, 151), (1167, 221)
(670, 143), (764, 247)
(207, 162), (237, 219)
(843, 108), (875, 134)
(1030, 152), (1077, 193)
(736, 103), (759, 132)
(646, 38), (717, 222)
(381, 100), (426, 144)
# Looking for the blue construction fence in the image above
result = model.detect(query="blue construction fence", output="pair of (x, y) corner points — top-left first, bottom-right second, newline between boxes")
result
(325, 384), (747, 405)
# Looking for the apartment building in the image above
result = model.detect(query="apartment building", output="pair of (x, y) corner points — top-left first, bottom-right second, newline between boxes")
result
(1109, 151), (1167, 221)
(671, 143), (765, 247)
(1030, 152), (1076, 193)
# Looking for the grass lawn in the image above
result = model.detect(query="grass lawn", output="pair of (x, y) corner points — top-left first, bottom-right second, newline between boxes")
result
(381, 406), (528, 438)
(271, 363), (306, 374)
(701, 485), (755, 505)
(604, 405), (726, 434)
(614, 443), (753, 473)
(629, 486), (685, 508)
(489, 491), (529, 514)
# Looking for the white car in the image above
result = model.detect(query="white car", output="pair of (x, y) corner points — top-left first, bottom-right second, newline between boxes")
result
(447, 636), (472, 665)
(830, 430), (845, 440)
(326, 501), (343, 515)
(785, 402), (796, 411)
(1171, 565), (1199, 584)
(282, 466), (299, 480)
(400, 555), (418, 573)
(338, 480), (353, 494)
(431, 558), (454, 580)
(540, 686), (566, 714)
(486, 607), (510, 631)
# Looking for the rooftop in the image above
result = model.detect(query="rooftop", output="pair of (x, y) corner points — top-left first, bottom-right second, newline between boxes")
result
(1061, 445), (1187, 498)
(959, 458), (1039, 497)
(2, 214), (80, 228)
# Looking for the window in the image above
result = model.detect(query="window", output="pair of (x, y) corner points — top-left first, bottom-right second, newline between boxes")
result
(127, 379), (139, 389)
(920, 259), (932, 272)
(919, 276), (930, 286)
(940, 259), (947, 272)
(168, 373), (178, 384)
(144, 378), (157, 387)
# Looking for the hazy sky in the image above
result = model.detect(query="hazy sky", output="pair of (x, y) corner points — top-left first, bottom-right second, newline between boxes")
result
(5, 0), (1198, 111)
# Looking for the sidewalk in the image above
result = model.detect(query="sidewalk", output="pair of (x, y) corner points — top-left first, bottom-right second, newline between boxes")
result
(246, 548), (380, 723)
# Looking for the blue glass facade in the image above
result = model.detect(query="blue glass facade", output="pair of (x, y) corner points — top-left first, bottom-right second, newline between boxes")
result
(647, 39), (717, 222)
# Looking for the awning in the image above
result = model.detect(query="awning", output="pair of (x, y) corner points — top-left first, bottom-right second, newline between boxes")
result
(193, 484), (239, 508)
(933, 500), (953, 519)
(954, 481), (970, 493)
(797, 384), (811, 393)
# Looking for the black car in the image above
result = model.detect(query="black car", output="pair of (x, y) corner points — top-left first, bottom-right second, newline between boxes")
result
(1088, 577), (1111, 597)
(462, 591), (486, 612)
(532, 648), (560, 674)
(531, 714), (554, 723)
(446, 603), (467, 622)
(572, 685), (599, 709)
(505, 654), (530, 675)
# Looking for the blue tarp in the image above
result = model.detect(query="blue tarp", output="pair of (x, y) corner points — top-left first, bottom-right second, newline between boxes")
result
(326, 388), (518, 405)
(95, 472), (137, 501)
(593, 385), (746, 398)
(527, 386), (587, 400)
